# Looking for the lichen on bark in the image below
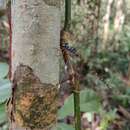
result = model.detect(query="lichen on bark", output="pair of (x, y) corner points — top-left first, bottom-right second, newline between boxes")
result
(43, 0), (60, 8)
(8, 64), (58, 130)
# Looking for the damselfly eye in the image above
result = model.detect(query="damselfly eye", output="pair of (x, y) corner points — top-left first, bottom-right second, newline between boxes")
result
(62, 43), (69, 47)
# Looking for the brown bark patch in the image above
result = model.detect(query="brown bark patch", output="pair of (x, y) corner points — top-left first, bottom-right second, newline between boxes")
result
(8, 64), (58, 130)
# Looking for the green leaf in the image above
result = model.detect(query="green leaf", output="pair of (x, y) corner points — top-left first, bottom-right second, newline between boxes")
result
(0, 103), (7, 124)
(58, 89), (101, 119)
(0, 62), (9, 79)
(81, 101), (101, 112)
(58, 94), (74, 119)
(56, 123), (75, 130)
(80, 89), (100, 103)
(0, 79), (10, 86)
(0, 79), (11, 103)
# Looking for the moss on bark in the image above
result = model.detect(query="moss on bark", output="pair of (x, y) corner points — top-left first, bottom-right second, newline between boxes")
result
(8, 64), (58, 130)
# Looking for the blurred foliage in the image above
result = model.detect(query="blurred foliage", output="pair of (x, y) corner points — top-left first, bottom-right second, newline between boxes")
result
(59, 0), (130, 130)
(100, 110), (117, 130)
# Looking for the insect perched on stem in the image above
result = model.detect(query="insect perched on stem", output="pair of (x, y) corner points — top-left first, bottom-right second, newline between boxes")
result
(62, 43), (76, 53)
(61, 42), (79, 57)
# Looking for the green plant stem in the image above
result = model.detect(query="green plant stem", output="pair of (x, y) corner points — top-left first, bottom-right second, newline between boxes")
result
(73, 81), (81, 130)
(64, 0), (71, 30)
(63, 0), (81, 129)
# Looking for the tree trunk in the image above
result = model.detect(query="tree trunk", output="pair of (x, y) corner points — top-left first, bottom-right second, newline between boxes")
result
(114, 0), (125, 33)
(102, 0), (114, 50)
(86, 0), (101, 52)
(110, 0), (126, 50)
(8, 0), (60, 130)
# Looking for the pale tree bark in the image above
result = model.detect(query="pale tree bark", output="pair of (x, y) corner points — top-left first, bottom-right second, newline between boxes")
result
(86, 0), (101, 52)
(102, 0), (114, 50)
(114, 0), (125, 33)
(86, 0), (101, 39)
(7, 0), (60, 130)
(110, 0), (126, 50)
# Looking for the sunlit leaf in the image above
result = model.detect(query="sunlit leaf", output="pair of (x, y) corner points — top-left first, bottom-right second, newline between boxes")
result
(82, 112), (93, 122)
(0, 62), (9, 79)
(0, 79), (11, 103)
